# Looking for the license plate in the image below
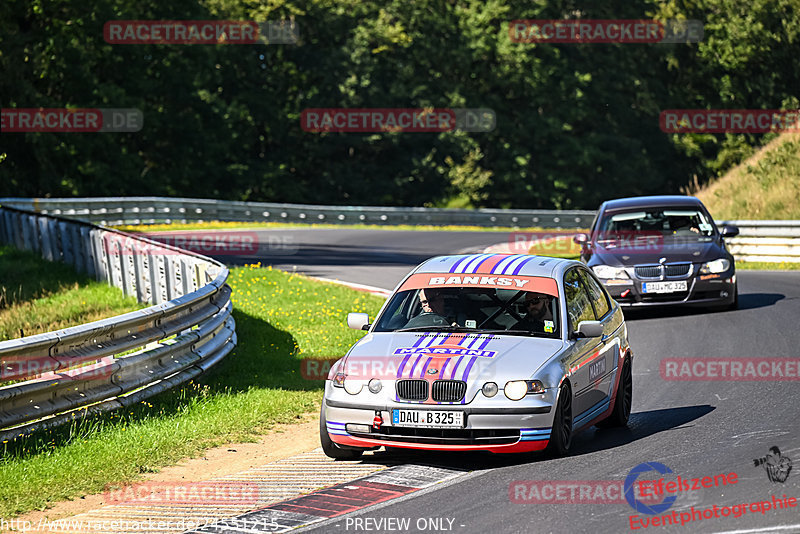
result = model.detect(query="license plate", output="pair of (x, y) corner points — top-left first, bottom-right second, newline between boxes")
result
(392, 409), (464, 428)
(642, 281), (688, 293)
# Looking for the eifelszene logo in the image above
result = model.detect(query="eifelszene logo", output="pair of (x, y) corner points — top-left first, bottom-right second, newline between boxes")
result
(753, 446), (793, 483)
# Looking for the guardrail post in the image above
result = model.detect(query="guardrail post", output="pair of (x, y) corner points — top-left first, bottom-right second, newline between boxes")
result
(58, 221), (72, 264)
(80, 227), (96, 278)
(132, 241), (147, 303)
(11, 211), (25, 250)
(164, 256), (178, 299)
(21, 215), (35, 252)
(0, 210), (11, 244)
(147, 252), (163, 305)
(108, 236), (124, 291)
(38, 217), (55, 261)
(92, 230), (109, 283)
(119, 238), (135, 298)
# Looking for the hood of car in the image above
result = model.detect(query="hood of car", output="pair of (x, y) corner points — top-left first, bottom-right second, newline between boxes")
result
(591, 237), (722, 267)
(338, 331), (564, 383)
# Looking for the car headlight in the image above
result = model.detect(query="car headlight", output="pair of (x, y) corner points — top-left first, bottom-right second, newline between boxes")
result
(368, 378), (382, 394)
(343, 378), (364, 395)
(592, 265), (629, 279)
(482, 382), (498, 398)
(504, 380), (546, 401)
(333, 373), (346, 387)
(700, 258), (731, 274)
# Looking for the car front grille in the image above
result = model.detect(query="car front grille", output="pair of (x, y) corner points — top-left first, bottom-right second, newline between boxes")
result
(634, 265), (662, 279)
(634, 262), (693, 280)
(431, 380), (467, 402)
(665, 263), (692, 277)
(396, 379), (429, 401)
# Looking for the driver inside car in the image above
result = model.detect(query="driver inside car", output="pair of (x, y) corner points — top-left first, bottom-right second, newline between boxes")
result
(402, 288), (457, 328)
(512, 292), (553, 333)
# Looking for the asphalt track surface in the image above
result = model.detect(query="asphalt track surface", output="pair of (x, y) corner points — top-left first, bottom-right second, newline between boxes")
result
(220, 228), (800, 534)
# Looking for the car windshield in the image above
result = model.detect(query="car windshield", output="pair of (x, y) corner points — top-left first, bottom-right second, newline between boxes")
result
(373, 286), (560, 338)
(597, 208), (715, 240)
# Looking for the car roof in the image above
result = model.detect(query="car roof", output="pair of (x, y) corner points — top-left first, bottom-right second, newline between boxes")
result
(412, 254), (580, 279)
(600, 195), (704, 212)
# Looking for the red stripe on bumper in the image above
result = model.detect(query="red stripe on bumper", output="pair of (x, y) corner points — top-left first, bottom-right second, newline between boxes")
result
(331, 433), (548, 453)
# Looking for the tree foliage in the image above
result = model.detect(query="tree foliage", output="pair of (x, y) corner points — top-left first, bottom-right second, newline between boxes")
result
(0, 0), (797, 208)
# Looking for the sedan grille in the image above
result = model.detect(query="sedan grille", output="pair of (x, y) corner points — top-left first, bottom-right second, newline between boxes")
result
(634, 265), (662, 279)
(431, 380), (467, 402)
(634, 262), (693, 280)
(665, 263), (692, 277)
(396, 379), (429, 401)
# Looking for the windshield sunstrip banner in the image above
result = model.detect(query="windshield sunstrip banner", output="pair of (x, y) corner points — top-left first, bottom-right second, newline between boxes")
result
(399, 273), (558, 296)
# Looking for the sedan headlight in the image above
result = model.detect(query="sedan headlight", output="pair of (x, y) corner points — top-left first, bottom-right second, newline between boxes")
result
(504, 380), (546, 401)
(343, 378), (364, 395)
(368, 378), (382, 394)
(482, 382), (498, 398)
(700, 258), (731, 274)
(592, 265), (629, 279)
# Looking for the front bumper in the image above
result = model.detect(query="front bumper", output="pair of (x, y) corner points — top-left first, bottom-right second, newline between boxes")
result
(601, 271), (736, 307)
(324, 398), (554, 453)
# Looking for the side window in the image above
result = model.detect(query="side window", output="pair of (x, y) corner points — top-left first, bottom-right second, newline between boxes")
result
(564, 270), (595, 332)
(579, 270), (611, 319)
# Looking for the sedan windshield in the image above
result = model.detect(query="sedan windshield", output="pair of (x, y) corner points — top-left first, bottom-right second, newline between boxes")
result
(597, 208), (715, 241)
(373, 287), (560, 338)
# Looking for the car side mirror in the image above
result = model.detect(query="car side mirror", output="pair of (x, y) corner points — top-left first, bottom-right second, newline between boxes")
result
(347, 312), (370, 331)
(573, 320), (603, 339)
(720, 225), (739, 238)
(573, 233), (589, 245)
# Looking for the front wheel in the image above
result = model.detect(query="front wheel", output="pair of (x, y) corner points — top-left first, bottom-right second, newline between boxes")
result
(597, 357), (632, 428)
(546, 383), (573, 457)
(320, 402), (364, 460)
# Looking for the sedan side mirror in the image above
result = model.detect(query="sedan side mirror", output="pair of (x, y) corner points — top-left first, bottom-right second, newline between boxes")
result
(573, 320), (604, 339)
(347, 312), (370, 331)
(720, 225), (739, 238)
(573, 233), (589, 245)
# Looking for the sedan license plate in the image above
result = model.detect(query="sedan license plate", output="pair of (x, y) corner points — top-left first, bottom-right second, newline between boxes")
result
(392, 409), (464, 428)
(642, 281), (688, 293)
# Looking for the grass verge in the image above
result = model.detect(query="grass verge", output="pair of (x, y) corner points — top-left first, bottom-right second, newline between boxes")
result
(0, 264), (385, 518)
(696, 132), (800, 220)
(735, 261), (800, 271)
(0, 246), (143, 341)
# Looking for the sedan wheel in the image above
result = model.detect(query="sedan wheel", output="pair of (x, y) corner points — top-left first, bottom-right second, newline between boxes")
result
(597, 357), (632, 428)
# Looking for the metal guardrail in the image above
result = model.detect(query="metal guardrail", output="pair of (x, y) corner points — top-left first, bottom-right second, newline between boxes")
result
(0, 206), (237, 442)
(718, 220), (800, 263)
(1, 197), (797, 262)
(0, 197), (597, 229)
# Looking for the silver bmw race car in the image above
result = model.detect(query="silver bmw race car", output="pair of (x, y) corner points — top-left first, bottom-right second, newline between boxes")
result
(321, 253), (633, 458)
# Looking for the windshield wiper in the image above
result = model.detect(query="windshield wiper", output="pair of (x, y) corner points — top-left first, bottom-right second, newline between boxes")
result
(474, 329), (541, 336)
(395, 326), (473, 333)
